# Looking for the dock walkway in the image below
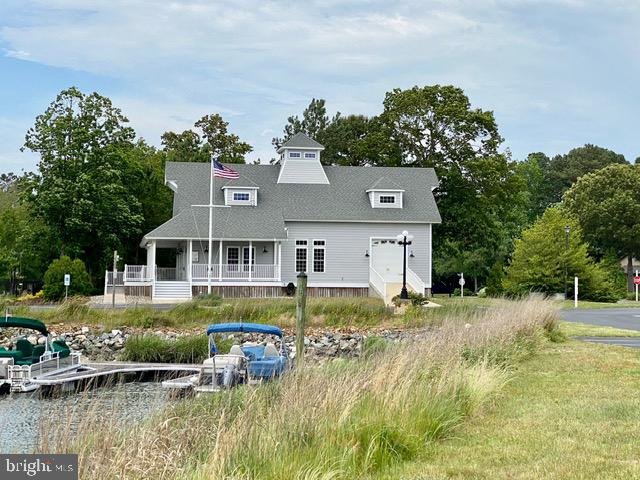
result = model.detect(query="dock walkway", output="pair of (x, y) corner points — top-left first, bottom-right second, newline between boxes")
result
(30, 361), (202, 385)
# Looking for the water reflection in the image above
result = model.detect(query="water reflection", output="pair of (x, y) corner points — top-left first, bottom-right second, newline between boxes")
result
(0, 383), (171, 453)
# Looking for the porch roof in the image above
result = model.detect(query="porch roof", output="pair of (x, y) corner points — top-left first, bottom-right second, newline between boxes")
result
(143, 205), (286, 243)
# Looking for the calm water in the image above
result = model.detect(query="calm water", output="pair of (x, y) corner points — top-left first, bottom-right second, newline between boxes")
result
(0, 383), (172, 453)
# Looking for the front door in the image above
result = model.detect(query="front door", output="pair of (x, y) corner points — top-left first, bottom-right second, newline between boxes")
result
(371, 239), (403, 281)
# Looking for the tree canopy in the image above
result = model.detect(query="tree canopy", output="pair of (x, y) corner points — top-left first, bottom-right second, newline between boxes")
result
(504, 207), (619, 301)
(563, 163), (640, 289)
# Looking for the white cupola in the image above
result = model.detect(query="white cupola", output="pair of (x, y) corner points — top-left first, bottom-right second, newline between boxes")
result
(276, 132), (329, 184)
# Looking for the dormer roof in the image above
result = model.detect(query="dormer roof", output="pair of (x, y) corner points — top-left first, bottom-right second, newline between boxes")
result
(366, 176), (405, 192)
(277, 132), (324, 152)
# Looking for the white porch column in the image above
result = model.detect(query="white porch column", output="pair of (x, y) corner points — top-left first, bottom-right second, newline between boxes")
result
(187, 240), (193, 293)
(273, 240), (277, 280)
(278, 242), (282, 281)
(219, 240), (223, 281)
(147, 240), (156, 297)
(248, 240), (253, 282)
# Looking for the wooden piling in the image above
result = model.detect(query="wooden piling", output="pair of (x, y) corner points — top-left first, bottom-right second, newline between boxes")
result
(295, 272), (308, 368)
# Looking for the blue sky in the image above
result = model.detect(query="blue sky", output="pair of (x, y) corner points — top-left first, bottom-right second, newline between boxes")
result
(1, 0), (638, 173)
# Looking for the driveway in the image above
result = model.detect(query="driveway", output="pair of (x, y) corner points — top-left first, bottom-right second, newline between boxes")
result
(561, 308), (640, 331)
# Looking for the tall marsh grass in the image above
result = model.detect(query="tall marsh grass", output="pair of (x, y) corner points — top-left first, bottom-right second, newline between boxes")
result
(40, 298), (559, 479)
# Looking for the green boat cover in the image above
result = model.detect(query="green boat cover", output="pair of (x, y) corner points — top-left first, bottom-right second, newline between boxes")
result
(0, 316), (48, 335)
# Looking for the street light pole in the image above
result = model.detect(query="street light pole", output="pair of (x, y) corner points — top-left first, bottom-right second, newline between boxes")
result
(396, 230), (413, 300)
(564, 226), (570, 300)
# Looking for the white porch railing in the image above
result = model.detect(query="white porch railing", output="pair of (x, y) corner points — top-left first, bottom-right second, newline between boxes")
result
(191, 264), (278, 281)
(406, 268), (425, 294)
(105, 271), (124, 286)
(156, 267), (179, 281)
(124, 265), (152, 282)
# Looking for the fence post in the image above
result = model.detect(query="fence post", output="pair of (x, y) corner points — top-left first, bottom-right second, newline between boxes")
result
(295, 272), (308, 369)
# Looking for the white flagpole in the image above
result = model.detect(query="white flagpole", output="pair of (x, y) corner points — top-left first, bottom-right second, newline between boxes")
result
(207, 155), (214, 294)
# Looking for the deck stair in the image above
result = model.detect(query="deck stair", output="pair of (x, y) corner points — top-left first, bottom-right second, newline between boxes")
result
(154, 281), (192, 300)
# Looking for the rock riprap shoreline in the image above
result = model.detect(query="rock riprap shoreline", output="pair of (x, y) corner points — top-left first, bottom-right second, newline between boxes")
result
(0, 325), (422, 362)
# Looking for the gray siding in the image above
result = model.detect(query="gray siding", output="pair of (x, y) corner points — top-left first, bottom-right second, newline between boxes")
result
(281, 222), (432, 287)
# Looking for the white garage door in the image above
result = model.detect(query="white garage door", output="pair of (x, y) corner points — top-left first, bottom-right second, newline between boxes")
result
(371, 239), (403, 281)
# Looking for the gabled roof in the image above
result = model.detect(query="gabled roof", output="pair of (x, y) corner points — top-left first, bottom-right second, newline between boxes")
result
(144, 162), (440, 242)
(278, 132), (324, 151)
(367, 176), (405, 191)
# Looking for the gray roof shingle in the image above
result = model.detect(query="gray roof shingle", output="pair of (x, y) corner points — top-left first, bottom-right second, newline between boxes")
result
(144, 162), (440, 241)
(279, 132), (324, 150)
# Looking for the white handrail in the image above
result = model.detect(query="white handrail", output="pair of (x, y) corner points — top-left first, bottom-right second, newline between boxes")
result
(191, 264), (277, 280)
(406, 268), (424, 294)
(369, 267), (386, 299)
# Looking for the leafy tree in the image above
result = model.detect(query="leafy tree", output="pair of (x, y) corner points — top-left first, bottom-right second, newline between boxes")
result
(563, 163), (640, 290)
(162, 114), (252, 164)
(504, 207), (620, 301)
(546, 144), (627, 203)
(0, 173), (18, 192)
(517, 152), (553, 222)
(43, 256), (92, 300)
(485, 261), (505, 297)
(22, 87), (144, 280)
(379, 85), (502, 168)
(272, 98), (332, 150)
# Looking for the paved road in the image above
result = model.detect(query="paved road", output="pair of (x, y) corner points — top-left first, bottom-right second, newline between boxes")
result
(561, 308), (640, 331)
(561, 308), (640, 348)
(574, 336), (640, 348)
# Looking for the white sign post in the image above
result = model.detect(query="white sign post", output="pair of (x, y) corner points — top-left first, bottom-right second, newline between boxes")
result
(574, 276), (578, 309)
(64, 274), (70, 302)
(459, 273), (465, 299)
(636, 270), (639, 303)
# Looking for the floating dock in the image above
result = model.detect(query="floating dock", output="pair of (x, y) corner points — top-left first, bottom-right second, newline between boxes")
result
(30, 361), (202, 386)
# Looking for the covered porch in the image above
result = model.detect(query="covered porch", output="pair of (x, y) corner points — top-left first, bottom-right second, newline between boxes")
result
(125, 238), (283, 284)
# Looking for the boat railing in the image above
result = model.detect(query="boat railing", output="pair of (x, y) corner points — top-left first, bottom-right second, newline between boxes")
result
(29, 351), (82, 378)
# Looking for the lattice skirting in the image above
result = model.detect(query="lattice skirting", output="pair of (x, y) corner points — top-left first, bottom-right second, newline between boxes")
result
(191, 285), (371, 298)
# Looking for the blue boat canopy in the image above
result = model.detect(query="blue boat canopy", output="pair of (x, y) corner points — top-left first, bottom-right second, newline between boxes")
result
(0, 316), (48, 335)
(206, 322), (283, 337)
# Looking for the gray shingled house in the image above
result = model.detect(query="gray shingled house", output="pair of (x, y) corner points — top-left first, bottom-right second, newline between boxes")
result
(123, 133), (441, 300)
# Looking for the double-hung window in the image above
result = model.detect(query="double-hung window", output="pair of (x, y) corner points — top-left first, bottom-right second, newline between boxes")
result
(313, 240), (325, 273)
(295, 240), (308, 273)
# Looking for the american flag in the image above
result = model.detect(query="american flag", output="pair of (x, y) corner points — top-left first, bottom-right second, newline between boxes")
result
(212, 159), (239, 179)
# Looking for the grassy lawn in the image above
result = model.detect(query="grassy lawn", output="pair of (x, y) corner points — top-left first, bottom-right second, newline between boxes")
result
(386, 340), (640, 479)
(560, 299), (640, 309)
(560, 320), (640, 338)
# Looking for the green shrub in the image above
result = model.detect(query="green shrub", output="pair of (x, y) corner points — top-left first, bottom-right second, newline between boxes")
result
(391, 291), (429, 306)
(43, 256), (93, 301)
(120, 334), (232, 363)
(485, 261), (505, 297)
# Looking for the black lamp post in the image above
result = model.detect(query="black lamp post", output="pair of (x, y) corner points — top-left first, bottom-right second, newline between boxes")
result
(396, 230), (414, 299)
(564, 225), (571, 300)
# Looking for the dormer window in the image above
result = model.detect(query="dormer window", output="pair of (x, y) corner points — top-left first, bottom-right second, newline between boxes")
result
(223, 186), (259, 206)
(366, 188), (404, 209)
(233, 192), (250, 201)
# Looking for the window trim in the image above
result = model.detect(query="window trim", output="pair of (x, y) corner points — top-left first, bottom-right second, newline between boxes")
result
(312, 239), (326, 273)
(295, 240), (308, 273)
(379, 195), (396, 204)
(304, 152), (316, 159)
(289, 151), (302, 158)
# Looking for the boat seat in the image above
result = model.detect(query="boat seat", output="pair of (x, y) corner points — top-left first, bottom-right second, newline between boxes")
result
(16, 339), (33, 359)
(0, 351), (23, 361)
(31, 345), (46, 363)
(263, 343), (278, 358)
(52, 340), (70, 359)
(229, 345), (244, 357)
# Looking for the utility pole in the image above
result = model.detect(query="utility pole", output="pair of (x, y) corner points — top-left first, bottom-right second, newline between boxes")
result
(295, 272), (308, 369)
(564, 226), (571, 300)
